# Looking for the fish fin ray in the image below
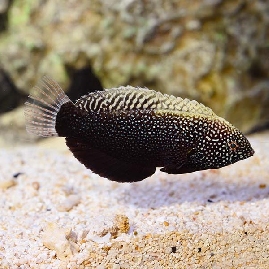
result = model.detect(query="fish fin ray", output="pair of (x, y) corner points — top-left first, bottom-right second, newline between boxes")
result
(75, 86), (215, 117)
(24, 76), (71, 137)
(65, 138), (156, 182)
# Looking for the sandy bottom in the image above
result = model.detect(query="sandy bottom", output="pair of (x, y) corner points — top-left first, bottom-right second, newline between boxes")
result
(0, 133), (269, 268)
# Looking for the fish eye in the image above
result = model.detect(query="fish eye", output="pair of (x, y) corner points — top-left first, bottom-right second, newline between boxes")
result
(228, 141), (238, 151)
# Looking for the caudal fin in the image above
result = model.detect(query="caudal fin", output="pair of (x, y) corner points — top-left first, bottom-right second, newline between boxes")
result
(24, 76), (71, 137)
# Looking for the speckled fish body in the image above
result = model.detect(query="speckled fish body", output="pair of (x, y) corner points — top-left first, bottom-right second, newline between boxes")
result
(24, 77), (254, 182)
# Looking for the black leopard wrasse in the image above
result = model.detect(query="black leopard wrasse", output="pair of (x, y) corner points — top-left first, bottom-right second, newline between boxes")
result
(24, 77), (254, 183)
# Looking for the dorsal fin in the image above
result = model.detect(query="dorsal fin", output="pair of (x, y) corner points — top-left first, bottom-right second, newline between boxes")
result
(75, 86), (215, 117)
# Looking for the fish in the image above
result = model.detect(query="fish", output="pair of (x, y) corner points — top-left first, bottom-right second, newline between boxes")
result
(24, 77), (254, 183)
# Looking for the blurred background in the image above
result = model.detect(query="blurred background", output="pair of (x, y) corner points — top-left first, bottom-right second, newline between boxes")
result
(0, 0), (268, 147)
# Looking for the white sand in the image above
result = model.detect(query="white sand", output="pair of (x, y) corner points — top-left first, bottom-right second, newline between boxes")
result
(0, 134), (269, 268)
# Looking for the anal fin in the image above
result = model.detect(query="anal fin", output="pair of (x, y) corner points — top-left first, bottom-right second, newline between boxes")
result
(65, 138), (156, 182)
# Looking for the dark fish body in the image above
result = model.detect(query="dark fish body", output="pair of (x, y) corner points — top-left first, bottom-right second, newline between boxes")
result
(24, 77), (254, 182)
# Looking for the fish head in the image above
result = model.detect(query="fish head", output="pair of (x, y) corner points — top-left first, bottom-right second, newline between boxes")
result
(186, 118), (255, 172)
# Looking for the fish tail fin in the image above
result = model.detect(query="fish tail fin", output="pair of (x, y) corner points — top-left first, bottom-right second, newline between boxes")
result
(24, 76), (71, 137)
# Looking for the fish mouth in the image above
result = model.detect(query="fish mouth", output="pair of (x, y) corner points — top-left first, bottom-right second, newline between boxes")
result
(229, 147), (255, 164)
(244, 147), (255, 159)
(249, 148), (255, 157)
